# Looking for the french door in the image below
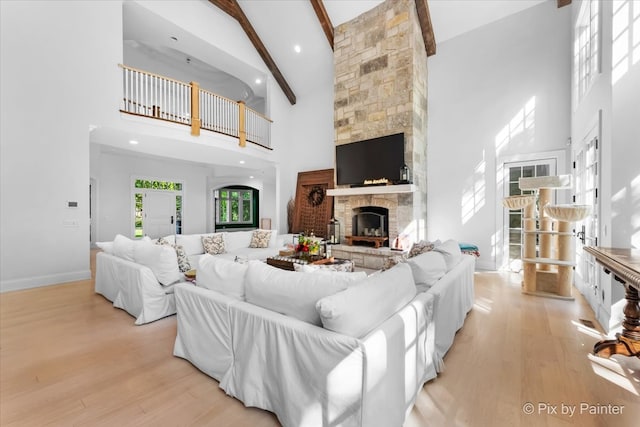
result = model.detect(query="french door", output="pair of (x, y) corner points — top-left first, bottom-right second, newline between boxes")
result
(144, 191), (177, 239)
(502, 159), (556, 271)
(573, 126), (601, 306)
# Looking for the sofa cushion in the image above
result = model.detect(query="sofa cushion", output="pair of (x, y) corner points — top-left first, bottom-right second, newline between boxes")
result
(223, 231), (253, 252)
(316, 262), (417, 338)
(154, 238), (191, 273)
(433, 239), (463, 271)
(133, 242), (181, 286)
(96, 241), (114, 254)
(202, 234), (225, 255)
(197, 254), (248, 300)
(244, 261), (366, 325)
(113, 234), (150, 261)
(406, 251), (447, 292)
(176, 234), (205, 256)
(249, 229), (272, 248)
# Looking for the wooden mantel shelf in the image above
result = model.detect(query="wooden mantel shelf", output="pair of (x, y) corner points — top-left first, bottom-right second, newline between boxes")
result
(327, 184), (416, 197)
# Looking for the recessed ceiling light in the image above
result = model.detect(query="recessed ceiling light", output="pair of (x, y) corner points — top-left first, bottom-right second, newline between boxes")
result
(255, 78), (262, 84)
(239, 160), (245, 164)
(249, 175), (254, 179)
(294, 44), (301, 53)
(129, 140), (139, 145)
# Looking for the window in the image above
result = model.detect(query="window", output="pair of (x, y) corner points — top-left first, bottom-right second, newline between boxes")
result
(133, 179), (184, 238)
(215, 186), (258, 229)
(503, 160), (555, 271)
(574, 0), (601, 101)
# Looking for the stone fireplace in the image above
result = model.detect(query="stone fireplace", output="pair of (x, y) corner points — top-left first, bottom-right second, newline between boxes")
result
(329, 0), (428, 257)
(353, 206), (388, 238)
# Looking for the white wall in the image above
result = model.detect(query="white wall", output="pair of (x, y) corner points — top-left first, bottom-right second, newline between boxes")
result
(610, 5), (640, 249)
(91, 148), (215, 241)
(427, 1), (571, 270)
(570, 0), (639, 331)
(272, 81), (336, 233)
(1, 0), (122, 291)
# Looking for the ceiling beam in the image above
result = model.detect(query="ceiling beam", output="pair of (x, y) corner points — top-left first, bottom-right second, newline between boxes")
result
(209, 0), (297, 105)
(414, 0), (436, 57)
(309, 0), (334, 51)
(557, 0), (572, 8)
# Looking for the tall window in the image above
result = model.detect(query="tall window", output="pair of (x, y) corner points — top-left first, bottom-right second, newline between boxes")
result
(215, 186), (258, 229)
(133, 179), (183, 238)
(575, 0), (601, 101)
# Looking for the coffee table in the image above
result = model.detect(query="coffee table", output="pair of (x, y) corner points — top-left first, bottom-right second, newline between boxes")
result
(266, 256), (354, 272)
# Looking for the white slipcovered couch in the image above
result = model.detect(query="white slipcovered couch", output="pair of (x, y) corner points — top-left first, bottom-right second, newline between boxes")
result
(174, 239), (475, 427)
(95, 230), (288, 325)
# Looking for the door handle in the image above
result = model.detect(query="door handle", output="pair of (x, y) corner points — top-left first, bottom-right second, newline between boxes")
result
(171, 215), (174, 225)
(576, 225), (586, 244)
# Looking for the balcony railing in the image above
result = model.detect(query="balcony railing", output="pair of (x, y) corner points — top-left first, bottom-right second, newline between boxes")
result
(119, 64), (272, 149)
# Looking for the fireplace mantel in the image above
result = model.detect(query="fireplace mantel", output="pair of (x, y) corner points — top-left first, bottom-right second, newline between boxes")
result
(327, 184), (416, 197)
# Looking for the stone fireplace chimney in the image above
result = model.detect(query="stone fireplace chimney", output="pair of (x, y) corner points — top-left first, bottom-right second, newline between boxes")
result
(331, 0), (428, 246)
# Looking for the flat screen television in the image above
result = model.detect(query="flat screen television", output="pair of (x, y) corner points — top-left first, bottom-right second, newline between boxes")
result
(336, 133), (405, 186)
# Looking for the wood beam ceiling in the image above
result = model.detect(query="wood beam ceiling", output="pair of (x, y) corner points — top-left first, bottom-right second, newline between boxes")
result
(209, 0), (297, 105)
(310, 0), (334, 51)
(557, 0), (572, 8)
(414, 0), (436, 57)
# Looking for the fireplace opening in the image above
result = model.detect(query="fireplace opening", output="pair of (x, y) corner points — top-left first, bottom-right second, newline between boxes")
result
(351, 206), (389, 247)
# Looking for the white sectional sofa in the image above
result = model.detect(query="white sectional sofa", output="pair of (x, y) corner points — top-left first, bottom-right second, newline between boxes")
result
(95, 230), (289, 325)
(174, 239), (475, 427)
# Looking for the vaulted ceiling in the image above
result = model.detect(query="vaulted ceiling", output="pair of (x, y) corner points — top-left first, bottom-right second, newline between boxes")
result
(216, 0), (553, 104)
(107, 0), (559, 176)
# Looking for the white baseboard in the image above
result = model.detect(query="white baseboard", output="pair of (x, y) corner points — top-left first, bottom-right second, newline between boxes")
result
(475, 259), (496, 271)
(1, 270), (92, 293)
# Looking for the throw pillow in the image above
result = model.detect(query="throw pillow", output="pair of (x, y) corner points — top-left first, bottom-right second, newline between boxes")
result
(316, 263), (417, 338)
(407, 240), (436, 258)
(202, 234), (225, 255)
(244, 261), (365, 325)
(155, 237), (170, 246)
(173, 245), (191, 273)
(433, 239), (463, 271)
(197, 254), (248, 300)
(406, 251), (447, 292)
(249, 229), (272, 248)
(382, 254), (407, 271)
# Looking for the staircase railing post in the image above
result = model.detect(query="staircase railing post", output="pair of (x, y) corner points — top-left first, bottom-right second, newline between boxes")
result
(238, 100), (246, 147)
(190, 81), (200, 136)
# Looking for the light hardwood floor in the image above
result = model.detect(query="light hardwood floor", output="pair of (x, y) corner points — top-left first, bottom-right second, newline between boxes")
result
(1, 251), (638, 426)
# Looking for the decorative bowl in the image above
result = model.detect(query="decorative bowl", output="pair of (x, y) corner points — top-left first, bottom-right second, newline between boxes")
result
(503, 195), (536, 210)
(544, 204), (591, 222)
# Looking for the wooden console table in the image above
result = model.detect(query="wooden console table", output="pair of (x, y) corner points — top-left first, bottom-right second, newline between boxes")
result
(583, 247), (640, 358)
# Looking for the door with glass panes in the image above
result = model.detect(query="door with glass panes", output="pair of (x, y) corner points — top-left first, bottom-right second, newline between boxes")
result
(503, 159), (556, 271)
(573, 129), (600, 307)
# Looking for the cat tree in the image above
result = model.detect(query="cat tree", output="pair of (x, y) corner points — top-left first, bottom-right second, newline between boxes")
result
(503, 175), (590, 299)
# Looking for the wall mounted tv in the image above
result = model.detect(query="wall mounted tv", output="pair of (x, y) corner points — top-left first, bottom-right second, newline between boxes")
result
(336, 133), (405, 187)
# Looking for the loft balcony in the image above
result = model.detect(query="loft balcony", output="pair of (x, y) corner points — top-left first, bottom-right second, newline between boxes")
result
(119, 64), (272, 149)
